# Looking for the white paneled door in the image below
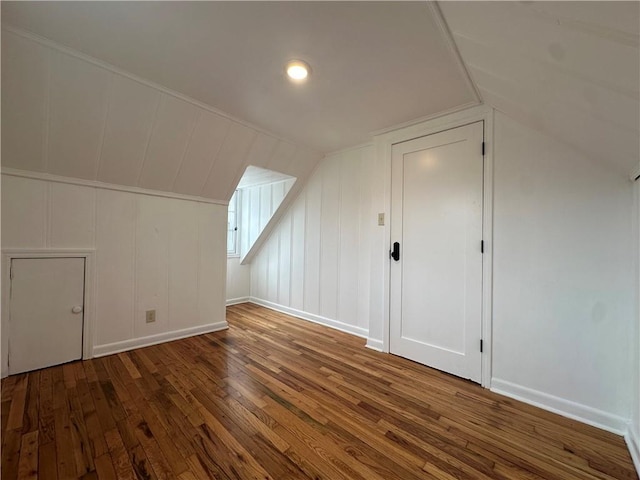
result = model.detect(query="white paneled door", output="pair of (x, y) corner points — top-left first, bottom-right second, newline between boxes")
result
(390, 122), (484, 383)
(9, 257), (85, 374)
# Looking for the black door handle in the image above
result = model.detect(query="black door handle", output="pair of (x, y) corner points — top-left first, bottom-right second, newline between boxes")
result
(390, 242), (400, 261)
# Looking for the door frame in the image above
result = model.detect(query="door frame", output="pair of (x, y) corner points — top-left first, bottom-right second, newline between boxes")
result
(374, 105), (494, 388)
(1, 249), (95, 377)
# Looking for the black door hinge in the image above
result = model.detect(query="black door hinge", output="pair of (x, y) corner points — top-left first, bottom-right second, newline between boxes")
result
(481, 142), (485, 156)
(480, 240), (484, 254)
(480, 339), (483, 353)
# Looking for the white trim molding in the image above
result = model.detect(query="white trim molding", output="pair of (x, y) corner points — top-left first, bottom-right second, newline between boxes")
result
(1, 249), (96, 377)
(226, 296), (250, 306)
(249, 297), (369, 339)
(491, 378), (629, 435)
(374, 104), (495, 388)
(2, 168), (227, 206)
(625, 427), (640, 476)
(92, 321), (228, 358)
(366, 338), (384, 352)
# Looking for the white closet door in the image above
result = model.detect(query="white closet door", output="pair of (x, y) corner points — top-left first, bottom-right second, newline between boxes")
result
(390, 121), (484, 383)
(9, 257), (85, 374)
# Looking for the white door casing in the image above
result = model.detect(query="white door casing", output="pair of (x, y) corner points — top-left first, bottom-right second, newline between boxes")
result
(390, 121), (484, 383)
(9, 257), (85, 374)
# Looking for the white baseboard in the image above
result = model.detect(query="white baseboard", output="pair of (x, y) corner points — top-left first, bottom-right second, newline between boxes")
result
(248, 297), (368, 339)
(491, 378), (628, 435)
(1, 368), (7, 379)
(366, 338), (384, 352)
(92, 322), (228, 358)
(226, 296), (250, 306)
(626, 426), (640, 476)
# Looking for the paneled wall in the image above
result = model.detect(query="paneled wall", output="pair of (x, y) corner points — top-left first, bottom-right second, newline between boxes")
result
(2, 28), (321, 203)
(239, 178), (296, 258)
(1, 174), (227, 374)
(226, 257), (250, 304)
(250, 145), (374, 337)
(631, 177), (640, 467)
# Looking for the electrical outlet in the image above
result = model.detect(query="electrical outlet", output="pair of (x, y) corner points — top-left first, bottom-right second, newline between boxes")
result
(145, 310), (156, 323)
(378, 213), (385, 226)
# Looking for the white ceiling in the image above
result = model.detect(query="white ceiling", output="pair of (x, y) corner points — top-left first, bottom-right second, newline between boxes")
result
(237, 166), (294, 190)
(1, 1), (478, 154)
(440, 1), (639, 173)
(1, 28), (322, 202)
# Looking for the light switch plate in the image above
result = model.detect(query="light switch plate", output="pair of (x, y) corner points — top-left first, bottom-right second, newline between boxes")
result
(145, 309), (156, 323)
(378, 213), (385, 226)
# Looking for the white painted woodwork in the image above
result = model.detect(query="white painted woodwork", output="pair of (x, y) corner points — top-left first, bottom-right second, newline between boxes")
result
(266, 141), (296, 175)
(49, 182), (95, 248)
(237, 178), (295, 260)
(244, 134), (279, 171)
(1, 176), (48, 248)
(237, 166), (293, 189)
(303, 171), (322, 315)
(226, 257), (250, 304)
(138, 95), (198, 192)
(632, 177), (640, 471)
(48, 51), (110, 180)
(172, 111), (230, 196)
(440, 1), (639, 174)
(197, 200), (228, 331)
(202, 122), (257, 200)
(1, 32), (49, 173)
(319, 158), (340, 320)
(1, 29), (321, 203)
(135, 196), (171, 337)
(168, 201), (200, 330)
(98, 75), (160, 186)
(389, 122), (483, 383)
(1, 174), (228, 366)
(95, 189), (136, 345)
(9, 257), (85, 374)
(2, 2), (477, 152)
(290, 195), (306, 311)
(250, 145), (374, 337)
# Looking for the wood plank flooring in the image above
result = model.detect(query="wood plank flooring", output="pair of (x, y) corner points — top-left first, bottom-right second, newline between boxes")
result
(2, 303), (637, 479)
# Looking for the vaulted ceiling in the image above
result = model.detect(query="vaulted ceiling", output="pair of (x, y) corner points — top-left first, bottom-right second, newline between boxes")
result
(1, 1), (477, 153)
(2, 1), (638, 203)
(441, 1), (639, 174)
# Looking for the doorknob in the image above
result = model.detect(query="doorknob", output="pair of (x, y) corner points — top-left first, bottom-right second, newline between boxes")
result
(390, 242), (400, 261)
(71, 305), (83, 314)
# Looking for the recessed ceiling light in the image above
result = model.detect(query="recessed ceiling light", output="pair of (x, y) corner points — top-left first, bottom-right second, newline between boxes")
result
(286, 60), (310, 82)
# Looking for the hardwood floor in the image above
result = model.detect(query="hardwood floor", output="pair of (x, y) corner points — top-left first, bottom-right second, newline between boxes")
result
(2, 303), (637, 479)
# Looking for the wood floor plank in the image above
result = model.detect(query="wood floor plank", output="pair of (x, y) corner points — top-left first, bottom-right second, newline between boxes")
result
(38, 441), (58, 480)
(17, 430), (38, 480)
(1, 303), (637, 479)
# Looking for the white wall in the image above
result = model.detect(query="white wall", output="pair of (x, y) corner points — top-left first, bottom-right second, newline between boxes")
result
(490, 111), (634, 430)
(226, 178), (295, 305)
(226, 257), (250, 304)
(1, 173), (228, 373)
(250, 145), (374, 337)
(630, 176), (640, 468)
(239, 178), (295, 259)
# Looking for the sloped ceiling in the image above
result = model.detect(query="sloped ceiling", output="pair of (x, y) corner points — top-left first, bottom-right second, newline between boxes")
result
(439, 1), (640, 174)
(1, 1), (477, 154)
(3, 1), (638, 203)
(1, 28), (322, 203)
